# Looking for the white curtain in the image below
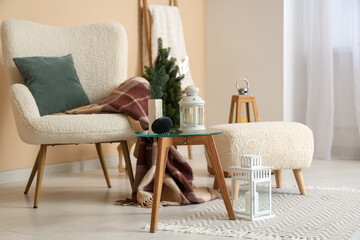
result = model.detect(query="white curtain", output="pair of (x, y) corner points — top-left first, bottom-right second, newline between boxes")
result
(302, 0), (360, 160)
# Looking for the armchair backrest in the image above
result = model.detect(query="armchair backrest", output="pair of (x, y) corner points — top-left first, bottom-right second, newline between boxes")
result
(1, 19), (128, 103)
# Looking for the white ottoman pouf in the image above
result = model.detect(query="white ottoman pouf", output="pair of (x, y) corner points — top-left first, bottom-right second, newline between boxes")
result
(207, 122), (314, 195)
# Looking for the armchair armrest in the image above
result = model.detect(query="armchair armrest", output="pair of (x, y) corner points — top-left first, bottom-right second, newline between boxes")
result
(10, 83), (40, 123)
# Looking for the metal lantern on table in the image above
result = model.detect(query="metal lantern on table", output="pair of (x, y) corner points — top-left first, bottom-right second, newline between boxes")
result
(179, 85), (205, 131)
(230, 139), (273, 221)
(236, 78), (250, 96)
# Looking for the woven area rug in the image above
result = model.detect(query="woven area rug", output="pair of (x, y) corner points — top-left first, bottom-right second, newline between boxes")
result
(147, 187), (360, 239)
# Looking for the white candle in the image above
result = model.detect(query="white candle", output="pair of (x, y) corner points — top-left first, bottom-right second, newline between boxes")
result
(245, 191), (259, 214)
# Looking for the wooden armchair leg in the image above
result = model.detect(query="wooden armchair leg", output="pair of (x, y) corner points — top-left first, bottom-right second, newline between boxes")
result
(117, 144), (126, 173)
(275, 170), (282, 188)
(120, 141), (135, 190)
(24, 148), (42, 194)
(118, 140), (136, 172)
(34, 145), (47, 208)
(95, 143), (111, 188)
(293, 169), (306, 195)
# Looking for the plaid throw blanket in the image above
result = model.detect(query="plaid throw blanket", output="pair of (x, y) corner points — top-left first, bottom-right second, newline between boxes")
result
(66, 77), (220, 207)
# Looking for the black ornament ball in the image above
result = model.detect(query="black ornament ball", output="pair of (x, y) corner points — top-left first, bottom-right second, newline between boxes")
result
(151, 117), (173, 134)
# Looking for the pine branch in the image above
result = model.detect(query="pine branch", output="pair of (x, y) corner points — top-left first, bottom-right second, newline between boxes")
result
(143, 37), (185, 128)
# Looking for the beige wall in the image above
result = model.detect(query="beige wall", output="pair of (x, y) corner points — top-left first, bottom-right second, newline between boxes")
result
(0, 0), (205, 172)
(205, 0), (283, 126)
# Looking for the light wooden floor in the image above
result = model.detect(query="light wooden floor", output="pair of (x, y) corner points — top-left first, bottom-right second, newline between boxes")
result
(1, 149), (360, 240)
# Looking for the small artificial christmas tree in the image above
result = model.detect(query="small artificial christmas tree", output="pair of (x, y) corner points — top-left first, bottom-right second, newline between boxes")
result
(146, 66), (169, 99)
(144, 38), (184, 128)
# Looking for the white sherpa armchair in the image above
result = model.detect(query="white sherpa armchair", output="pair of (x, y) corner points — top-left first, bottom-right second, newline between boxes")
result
(1, 19), (135, 208)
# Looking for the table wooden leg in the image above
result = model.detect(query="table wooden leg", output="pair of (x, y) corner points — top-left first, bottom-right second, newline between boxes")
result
(187, 145), (193, 159)
(252, 99), (260, 122)
(204, 136), (236, 220)
(235, 99), (241, 123)
(213, 178), (219, 190)
(246, 102), (251, 122)
(150, 137), (172, 233)
(229, 97), (235, 123)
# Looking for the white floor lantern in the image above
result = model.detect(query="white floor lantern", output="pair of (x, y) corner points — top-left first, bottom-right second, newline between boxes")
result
(179, 85), (205, 131)
(230, 139), (273, 221)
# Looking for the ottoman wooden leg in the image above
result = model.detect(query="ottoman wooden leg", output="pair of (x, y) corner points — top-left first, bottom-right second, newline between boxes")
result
(293, 169), (306, 195)
(232, 179), (240, 200)
(275, 170), (282, 188)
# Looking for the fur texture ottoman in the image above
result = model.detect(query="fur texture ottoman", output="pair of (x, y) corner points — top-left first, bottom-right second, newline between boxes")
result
(207, 122), (314, 195)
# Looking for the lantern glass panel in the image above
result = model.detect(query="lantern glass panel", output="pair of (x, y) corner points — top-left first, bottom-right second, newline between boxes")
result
(232, 179), (250, 216)
(182, 107), (194, 125)
(180, 106), (184, 126)
(189, 107), (195, 126)
(255, 181), (271, 214)
(197, 107), (204, 125)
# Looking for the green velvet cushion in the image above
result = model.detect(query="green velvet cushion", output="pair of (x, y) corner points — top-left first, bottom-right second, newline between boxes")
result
(13, 54), (90, 116)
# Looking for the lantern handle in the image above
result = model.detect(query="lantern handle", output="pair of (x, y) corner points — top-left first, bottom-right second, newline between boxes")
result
(242, 139), (261, 156)
(236, 78), (249, 91)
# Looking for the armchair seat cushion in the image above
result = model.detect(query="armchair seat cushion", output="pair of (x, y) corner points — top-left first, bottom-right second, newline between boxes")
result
(19, 113), (135, 145)
(10, 81), (135, 145)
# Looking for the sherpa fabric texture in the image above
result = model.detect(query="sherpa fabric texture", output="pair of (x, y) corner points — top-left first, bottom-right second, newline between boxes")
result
(208, 122), (314, 171)
(142, 5), (194, 89)
(1, 19), (130, 144)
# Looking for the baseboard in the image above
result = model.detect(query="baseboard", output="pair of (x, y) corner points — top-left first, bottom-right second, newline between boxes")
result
(0, 156), (119, 185)
(0, 145), (205, 185)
